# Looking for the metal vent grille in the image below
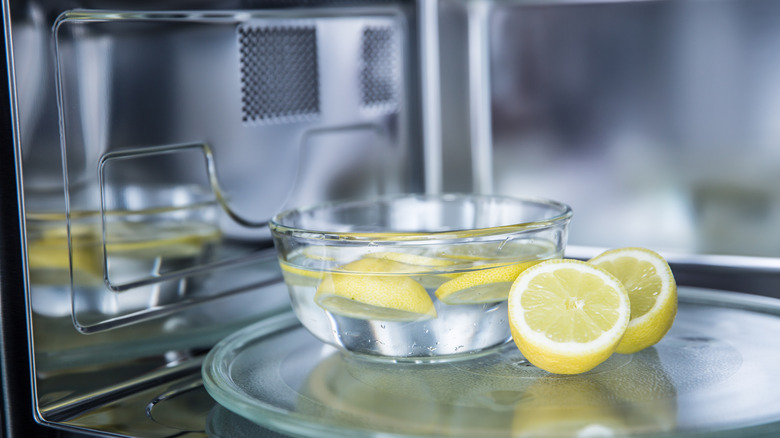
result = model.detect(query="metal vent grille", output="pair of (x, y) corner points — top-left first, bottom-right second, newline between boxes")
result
(360, 26), (399, 110)
(238, 25), (319, 123)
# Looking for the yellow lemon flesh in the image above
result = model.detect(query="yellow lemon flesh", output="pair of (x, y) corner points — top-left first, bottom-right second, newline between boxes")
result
(435, 261), (541, 305)
(314, 257), (437, 322)
(434, 240), (560, 305)
(508, 259), (630, 375)
(588, 247), (677, 354)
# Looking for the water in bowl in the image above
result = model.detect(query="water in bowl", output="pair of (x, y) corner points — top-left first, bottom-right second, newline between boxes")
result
(279, 238), (562, 360)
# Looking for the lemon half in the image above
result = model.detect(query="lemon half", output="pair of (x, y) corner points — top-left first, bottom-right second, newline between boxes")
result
(508, 259), (630, 375)
(588, 247), (677, 354)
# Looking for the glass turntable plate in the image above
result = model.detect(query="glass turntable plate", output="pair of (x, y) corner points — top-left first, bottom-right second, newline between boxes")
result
(202, 287), (780, 437)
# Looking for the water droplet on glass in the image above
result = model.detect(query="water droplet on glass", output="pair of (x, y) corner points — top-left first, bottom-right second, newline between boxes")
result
(484, 303), (501, 313)
(512, 358), (533, 368)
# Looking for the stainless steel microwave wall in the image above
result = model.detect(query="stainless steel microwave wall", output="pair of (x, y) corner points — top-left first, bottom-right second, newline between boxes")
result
(4, 1), (426, 435)
(4, 0), (780, 436)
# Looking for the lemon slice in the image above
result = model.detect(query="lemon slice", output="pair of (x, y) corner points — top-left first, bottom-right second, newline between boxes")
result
(588, 247), (677, 354)
(314, 258), (437, 321)
(435, 261), (541, 305)
(508, 259), (630, 374)
(364, 251), (460, 288)
(281, 246), (347, 286)
(280, 261), (327, 287)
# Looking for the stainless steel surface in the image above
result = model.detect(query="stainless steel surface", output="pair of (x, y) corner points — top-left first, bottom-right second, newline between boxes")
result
(4, 0), (780, 436)
(4, 1), (423, 436)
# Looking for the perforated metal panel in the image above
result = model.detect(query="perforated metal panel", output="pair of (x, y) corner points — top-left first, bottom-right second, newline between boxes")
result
(238, 25), (320, 123)
(360, 25), (399, 110)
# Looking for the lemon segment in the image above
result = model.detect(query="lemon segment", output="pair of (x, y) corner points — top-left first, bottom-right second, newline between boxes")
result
(280, 261), (327, 288)
(435, 260), (541, 305)
(314, 257), (437, 322)
(588, 247), (677, 354)
(508, 259), (630, 375)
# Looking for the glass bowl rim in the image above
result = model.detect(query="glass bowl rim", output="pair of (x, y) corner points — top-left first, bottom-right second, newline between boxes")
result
(268, 193), (573, 243)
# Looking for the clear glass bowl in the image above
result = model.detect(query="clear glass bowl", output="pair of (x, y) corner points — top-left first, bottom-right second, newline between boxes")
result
(269, 193), (572, 360)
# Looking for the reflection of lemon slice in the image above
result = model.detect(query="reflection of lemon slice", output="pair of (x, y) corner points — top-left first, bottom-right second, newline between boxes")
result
(512, 376), (628, 437)
(435, 261), (540, 305)
(104, 222), (221, 258)
(508, 260), (630, 375)
(301, 245), (366, 262)
(301, 246), (338, 261)
(314, 258), (437, 321)
(588, 247), (677, 354)
(366, 251), (457, 268)
(440, 240), (559, 262)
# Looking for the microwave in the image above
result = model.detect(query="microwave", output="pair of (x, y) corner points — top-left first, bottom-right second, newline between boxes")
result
(4, 0), (780, 437)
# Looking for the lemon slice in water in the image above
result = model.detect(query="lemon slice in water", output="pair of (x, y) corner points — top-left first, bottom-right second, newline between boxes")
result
(364, 250), (460, 288)
(588, 247), (677, 354)
(435, 261), (541, 305)
(314, 257), (437, 322)
(508, 259), (630, 374)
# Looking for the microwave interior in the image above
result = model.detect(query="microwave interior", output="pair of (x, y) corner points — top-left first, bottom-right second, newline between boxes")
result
(4, 0), (780, 436)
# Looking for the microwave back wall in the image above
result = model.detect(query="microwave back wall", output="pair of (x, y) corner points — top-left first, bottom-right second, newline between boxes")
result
(4, 0), (780, 436)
